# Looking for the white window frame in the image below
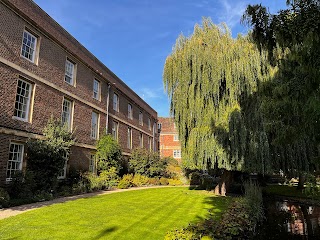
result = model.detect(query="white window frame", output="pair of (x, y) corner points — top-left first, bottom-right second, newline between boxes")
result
(113, 93), (119, 112)
(139, 111), (143, 126)
(174, 134), (179, 141)
(21, 30), (37, 63)
(91, 111), (99, 139)
(65, 59), (75, 85)
(148, 137), (152, 151)
(89, 154), (96, 174)
(112, 121), (118, 140)
(61, 98), (73, 130)
(128, 103), (133, 119)
(139, 132), (143, 148)
(173, 149), (181, 158)
(127, 127), (132, 149)
(13, 79), (32, 121)
(93, 79), (100, 100)
(6, 143), (24, 182)
(148, 118), (151, 131)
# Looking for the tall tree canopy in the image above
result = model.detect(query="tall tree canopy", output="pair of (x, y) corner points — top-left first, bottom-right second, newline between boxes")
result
(243, 0), (320, 177)
(163, 19), (273, 174)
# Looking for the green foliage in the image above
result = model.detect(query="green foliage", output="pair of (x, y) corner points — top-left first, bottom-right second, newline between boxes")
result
(26, 118), (74, 192)
(164, 228), (198, 240)
(0, 188), (10, 208)
(117, 174), (134, 189)
(243, 0), (320, 175)
(129, 148), (168, 177)
(214, 183), (264, 239)
(132, 174), (149, 187)
(160, 177), (169, 185)
(163, 18), (272, 173)
(303, 174), (320, 198)
(96, 134), (123, 173)
(168, 178), (184, 186)
(81, 167), (119, 191)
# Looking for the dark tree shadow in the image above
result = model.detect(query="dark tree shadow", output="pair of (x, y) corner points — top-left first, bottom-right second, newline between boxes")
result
(92, 226), (119, 240)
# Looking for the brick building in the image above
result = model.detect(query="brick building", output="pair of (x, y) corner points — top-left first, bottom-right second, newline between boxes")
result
(158, 117), (181, 162)
(0, 0), (159, 185)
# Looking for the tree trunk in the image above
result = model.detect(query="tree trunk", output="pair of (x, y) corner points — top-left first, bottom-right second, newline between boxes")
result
(214, 170), (233, 196)
(298, 173), (306, 190)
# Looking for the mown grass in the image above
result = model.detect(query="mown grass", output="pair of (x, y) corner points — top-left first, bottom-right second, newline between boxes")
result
(0, 187), (231, 240)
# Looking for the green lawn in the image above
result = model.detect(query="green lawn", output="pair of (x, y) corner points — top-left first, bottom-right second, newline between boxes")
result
(0, 187), (231, 240)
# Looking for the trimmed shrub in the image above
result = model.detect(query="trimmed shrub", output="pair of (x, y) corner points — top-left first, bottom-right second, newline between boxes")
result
(148, 177), (160, 185)
(26, 118), (74, 192)
(129, 148), (168, 177)
(0, 188), (10, 208)
(132, 174), (149, 187)
(160, 177), (169, 185)
(118, 174), (134, 189)
(96, 134), (123, 174)
(168, 178), (183, 186)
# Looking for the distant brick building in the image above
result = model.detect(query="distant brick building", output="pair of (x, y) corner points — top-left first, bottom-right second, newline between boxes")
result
(0, 0), (159, 185)
(158, 117), (181, 162)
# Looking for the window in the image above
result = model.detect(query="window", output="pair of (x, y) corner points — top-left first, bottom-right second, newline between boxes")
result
(113, 93), (119, 111)
(58, 152), (68, 179)
(174, 134), (179, 141)
(14, 79), (32, 121)
(6, 143), (24, 181)
(148, 118), (151, 131)
(128, 103), (133, 119)
(62, 98), (73, 129)
(112, 121), (118, 140)
(139, 111), (143, 126)
(93, 79), (100, 100)
(65, 59), (75, 85)
(139, 132), (143, 148)
(91, 112), (99, 139)
(89, 154), (96, 174)
(127, 128), (132, 149)
(148, 137), (152, 151)
(21, 30), (37, 62)
(173, 150), (181, 158)
(158, 123), (162, 132)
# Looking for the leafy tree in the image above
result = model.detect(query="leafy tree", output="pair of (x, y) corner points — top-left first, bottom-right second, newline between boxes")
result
(96, 134), (123, 174)
(129, 148), (168, 177)
(26, 118), (74, 191)
(163, 18), (273, 194)
(243, 0), (320, 187)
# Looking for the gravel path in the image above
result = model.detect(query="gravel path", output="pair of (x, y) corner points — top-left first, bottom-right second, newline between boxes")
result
(0, 186), (182, 220)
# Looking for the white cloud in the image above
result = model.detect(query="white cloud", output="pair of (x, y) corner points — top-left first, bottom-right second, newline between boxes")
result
(139, 87), (163, 100)
(216, 0), (246, 29)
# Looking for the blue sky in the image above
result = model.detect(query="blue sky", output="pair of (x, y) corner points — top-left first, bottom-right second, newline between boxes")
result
(34, 0), (287, 117)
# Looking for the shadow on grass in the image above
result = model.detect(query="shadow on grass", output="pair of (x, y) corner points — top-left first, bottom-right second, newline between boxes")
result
(92, 226), (119, 240)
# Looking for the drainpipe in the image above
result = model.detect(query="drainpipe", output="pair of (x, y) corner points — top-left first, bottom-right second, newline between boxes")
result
(106, 84), (111, 134)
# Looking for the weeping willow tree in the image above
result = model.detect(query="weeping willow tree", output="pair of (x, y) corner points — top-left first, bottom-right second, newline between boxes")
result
(163, 18), (274, 194)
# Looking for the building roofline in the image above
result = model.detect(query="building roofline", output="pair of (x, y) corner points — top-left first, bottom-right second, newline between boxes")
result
(3, 0), (157, 119)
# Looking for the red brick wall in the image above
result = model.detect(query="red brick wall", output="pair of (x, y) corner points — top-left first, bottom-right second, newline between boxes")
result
(0, 1), (159, 184)
(158, 117), (181, 161)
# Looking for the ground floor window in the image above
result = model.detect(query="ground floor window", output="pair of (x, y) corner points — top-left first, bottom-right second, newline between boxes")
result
(57, 152), (68, 179)
(6, 143), (24, 181)
(89, 154), (96, 174)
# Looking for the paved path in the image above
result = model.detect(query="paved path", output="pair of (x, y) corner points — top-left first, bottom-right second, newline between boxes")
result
(0, 186), (183, 220)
